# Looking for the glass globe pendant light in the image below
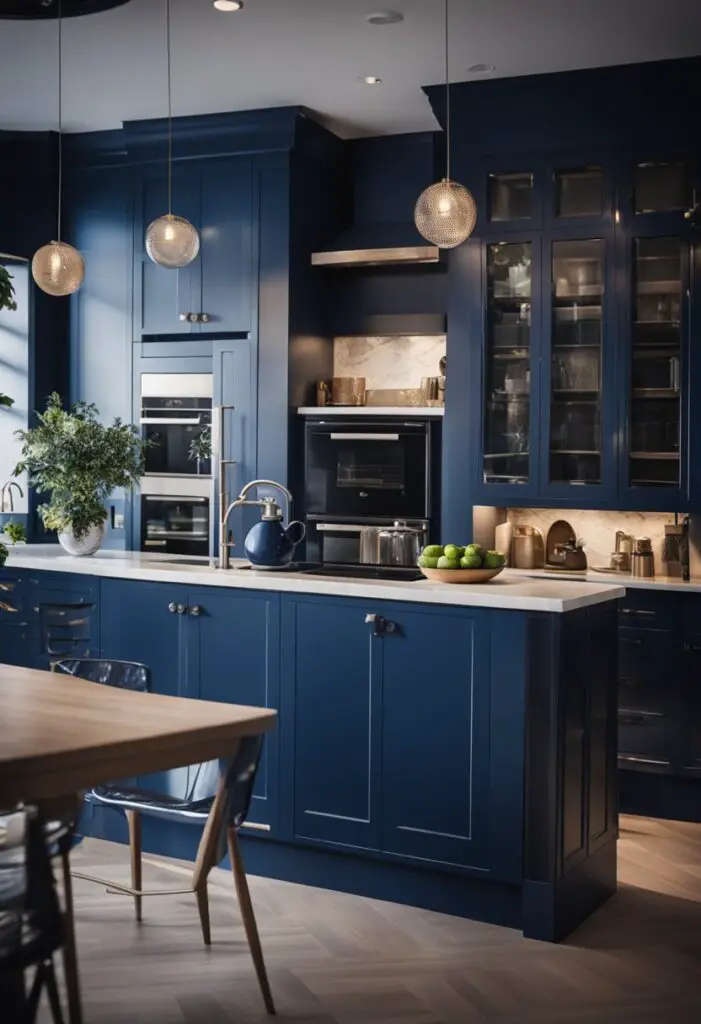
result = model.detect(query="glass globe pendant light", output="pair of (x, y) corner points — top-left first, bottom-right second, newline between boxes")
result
(145, 0), (200, 269)
(32, 0), (85, 297)
(414, 0), (477, 249)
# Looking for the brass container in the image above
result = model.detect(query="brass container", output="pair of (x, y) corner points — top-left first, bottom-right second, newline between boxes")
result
(331, 377), (366, 406)
(511, 525), (545, 569)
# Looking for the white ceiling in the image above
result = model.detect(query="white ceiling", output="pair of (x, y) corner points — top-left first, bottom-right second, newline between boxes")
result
(0, 0), (699, 138)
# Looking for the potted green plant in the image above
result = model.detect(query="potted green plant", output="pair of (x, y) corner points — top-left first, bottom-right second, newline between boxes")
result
(14, 393), (147, 556)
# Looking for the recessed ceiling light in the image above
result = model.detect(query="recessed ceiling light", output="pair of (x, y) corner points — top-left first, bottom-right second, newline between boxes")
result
(466, 63), (495, 74)
(359, 75), (383, 85)
(366, 10), (404, 25)
(213, 0), (243, 11)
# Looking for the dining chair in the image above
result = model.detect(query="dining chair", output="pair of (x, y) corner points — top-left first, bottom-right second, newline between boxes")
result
(0, 805), (68, 1024)
(53, 657), (275, 1016)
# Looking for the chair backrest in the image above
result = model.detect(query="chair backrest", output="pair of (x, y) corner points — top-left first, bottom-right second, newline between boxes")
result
(0, 806), (63, 969)
(53, 658), (149, 692)
(210, 735), (263, 864)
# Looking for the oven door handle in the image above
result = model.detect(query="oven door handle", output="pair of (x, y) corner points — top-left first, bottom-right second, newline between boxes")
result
(140, 416), (203, 425)
(315, 523), (370, 533)
(329, 433), (399, 442)
(142, 496), (209, 503)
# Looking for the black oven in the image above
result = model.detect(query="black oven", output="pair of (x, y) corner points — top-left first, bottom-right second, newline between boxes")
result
(141, 493), (210, 556)
(140, 373), (212, 477)
(304, 420), (434, 520)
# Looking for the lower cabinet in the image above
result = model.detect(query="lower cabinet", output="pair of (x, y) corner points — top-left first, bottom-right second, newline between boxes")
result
(682, 635), (701, 775)
(281, 594), (510, 874)
(0, 569), (28, 665)
(190, 587), (280, 833)
(100, 578), (280, 831)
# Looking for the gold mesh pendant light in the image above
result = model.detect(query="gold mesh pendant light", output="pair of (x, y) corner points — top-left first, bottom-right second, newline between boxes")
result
(32, 0), (85, 297)
(146, 0), (200, 269)
(32, 241), (85, 297)
(415, 0), (477, 249)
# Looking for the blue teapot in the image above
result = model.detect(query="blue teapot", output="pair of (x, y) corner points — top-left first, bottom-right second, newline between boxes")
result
(242, 486), (306, 570)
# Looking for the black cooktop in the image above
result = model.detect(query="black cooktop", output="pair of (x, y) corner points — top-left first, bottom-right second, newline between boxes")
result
(0, 0), (132, 18)
(301, 564), (424, 583)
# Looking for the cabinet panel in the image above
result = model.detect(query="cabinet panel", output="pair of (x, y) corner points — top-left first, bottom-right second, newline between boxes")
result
(133, 172), (199, 337)
(287, 597), (380, 850)
(618, 628), (677, 770)
(198, 160), (254, 333)
(188, 588), (279, 833)
(379, 605), (490, 868)
(100, 578), (187, 794)
(681, 635), (701, 775)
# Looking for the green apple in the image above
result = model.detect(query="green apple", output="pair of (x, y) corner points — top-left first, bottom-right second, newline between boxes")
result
(422, 544), (444, 558)
(460, 554), (482, 569)
(443, 543), (461, 561)
(437, 555), (461, 570)
(418, 555), (439, 569)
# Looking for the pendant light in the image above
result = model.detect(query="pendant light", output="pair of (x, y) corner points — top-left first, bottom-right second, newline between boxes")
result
(32, 0), (85, 297)
(414, 0), (477, 249)
(145, 0), (200, 269)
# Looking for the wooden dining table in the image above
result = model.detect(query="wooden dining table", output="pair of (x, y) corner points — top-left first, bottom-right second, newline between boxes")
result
(0, 663), (277, 805)
(0, 662), (277, 1022)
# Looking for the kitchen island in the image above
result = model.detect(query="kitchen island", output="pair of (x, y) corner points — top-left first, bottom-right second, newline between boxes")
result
(0, 548), (623, 941)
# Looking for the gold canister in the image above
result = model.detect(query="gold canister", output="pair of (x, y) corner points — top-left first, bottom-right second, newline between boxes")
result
(316, 380), (330, 407)
(331, 377), (366, 406)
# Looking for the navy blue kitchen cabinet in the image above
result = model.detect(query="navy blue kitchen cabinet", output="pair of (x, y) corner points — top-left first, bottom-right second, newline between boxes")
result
(462, 152), (701, 514)
(99, 578), (280, 829)
(281, 596), (381, 851)
(27, 573), (100, 671)
(133, 158), (255, 339)
(378, 602), (496, 871)
(0, 568), (29, 666)
(281, 595), (523, 878)
(189, 587), (280, 833)
(133, 171), (199, 338)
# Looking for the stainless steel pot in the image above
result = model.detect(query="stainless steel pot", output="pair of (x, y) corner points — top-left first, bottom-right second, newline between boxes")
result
(377, 521), (424, 567)
(359, 527), (382, 565)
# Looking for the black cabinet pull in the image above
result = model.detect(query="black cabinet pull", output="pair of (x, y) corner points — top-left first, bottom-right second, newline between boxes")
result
(620, 636), (643, 645)
(620, 608), (656, 618)
(683, 643), (701, 653)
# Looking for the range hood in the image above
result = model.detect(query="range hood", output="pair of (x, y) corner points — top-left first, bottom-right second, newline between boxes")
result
(311, 223), (440, 268)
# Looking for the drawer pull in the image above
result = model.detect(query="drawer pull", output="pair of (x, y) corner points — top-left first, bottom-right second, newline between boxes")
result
(683, 644), (701, 653)
(620, 636), (643, 645)
(239, 821), (271, 832)
(619, 709), (664, 724)
(0, 582), (17, 592)
(620, 608), (656, 618)
(0, 601), (18, 613)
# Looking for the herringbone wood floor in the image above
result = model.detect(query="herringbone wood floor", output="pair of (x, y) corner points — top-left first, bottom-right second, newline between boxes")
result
(38, 815), (701, 1024)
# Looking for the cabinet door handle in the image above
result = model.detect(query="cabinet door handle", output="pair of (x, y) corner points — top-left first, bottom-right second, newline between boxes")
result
(177, 604), (187, 615)
(364, 613), (396, 636)
(190, 605), (202, 617)
(620, 636), (643, 646)
(620, 608), (656, 618)
(168, 602), (177, 614)
(683, 643), (701, 653)
(199, 313), (210, 323)
(179, 312), (198, 323)
(0, 601), (19, 613)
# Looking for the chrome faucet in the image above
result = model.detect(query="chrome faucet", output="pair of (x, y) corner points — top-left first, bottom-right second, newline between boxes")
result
(218, 479), (293, 570)
(0, 480), (23, 514)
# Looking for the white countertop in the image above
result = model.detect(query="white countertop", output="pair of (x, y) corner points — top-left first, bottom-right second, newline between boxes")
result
(2, 546), (622, 614)
(509, 566), (701, 594)
(297, 406), (444, 416)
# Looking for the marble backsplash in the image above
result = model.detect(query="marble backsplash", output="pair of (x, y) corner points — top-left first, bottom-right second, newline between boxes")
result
(507, 507), (688, 572)
(333, 335), (446, 391)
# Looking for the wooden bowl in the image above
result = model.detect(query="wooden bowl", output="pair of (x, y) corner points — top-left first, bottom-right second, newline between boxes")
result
(418, 566), (505, 584)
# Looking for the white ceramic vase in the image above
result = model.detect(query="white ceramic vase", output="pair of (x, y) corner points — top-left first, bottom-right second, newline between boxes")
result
(58, 522), (105, 557)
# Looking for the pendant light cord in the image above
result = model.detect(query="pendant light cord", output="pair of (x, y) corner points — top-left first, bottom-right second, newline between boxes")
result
(444, 0), (451, 182)
(57, 0), (63, 242)
(166, 0), (173, 216)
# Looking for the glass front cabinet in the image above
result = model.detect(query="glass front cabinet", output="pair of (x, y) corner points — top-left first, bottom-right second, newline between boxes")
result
(473, 154), (699, 510)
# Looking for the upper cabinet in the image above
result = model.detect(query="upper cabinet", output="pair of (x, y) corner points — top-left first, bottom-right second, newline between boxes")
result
(133, 157), (255, 339)
(470, 150), (699, 511)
